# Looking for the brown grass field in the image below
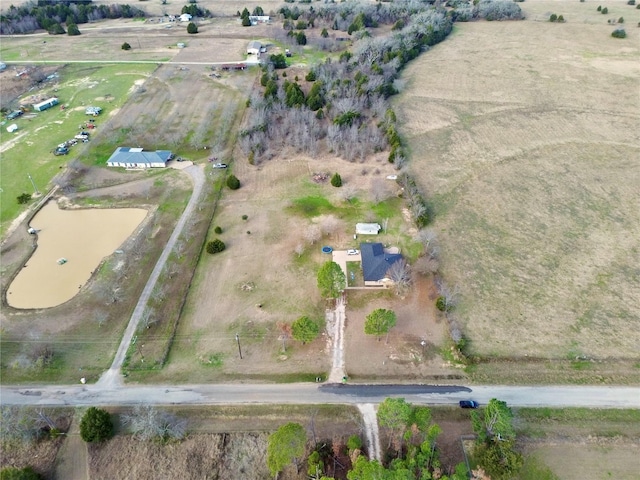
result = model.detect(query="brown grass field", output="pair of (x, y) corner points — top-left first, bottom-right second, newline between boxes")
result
(395, 0), (640, 361)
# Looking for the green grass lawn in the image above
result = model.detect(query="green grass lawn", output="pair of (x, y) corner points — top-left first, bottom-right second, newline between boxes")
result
(0, 63), (156, 233)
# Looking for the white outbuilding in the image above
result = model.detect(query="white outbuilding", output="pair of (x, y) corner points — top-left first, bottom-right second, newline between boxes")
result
(247, 40), (262, 55)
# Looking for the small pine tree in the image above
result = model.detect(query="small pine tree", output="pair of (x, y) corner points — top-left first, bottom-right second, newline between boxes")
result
(187, 22), (198, 34)
(79, 407), (114, 443)
(558, 15), (565, 22)
(601, 7), (608, 14)
(17, 193), (31, 204)
(206, 239), (226, 254)
(305, 70), (316, 82)
(242, 16), (251, 26)
(226, 174), (240, 190)
(597, 5), (602, 11)
(618, 16), (624, 23)
(67, 23), (80, 35)
(122, 42), (131, 50)
(321, 28), (328, 38)
(549, 13), (558, 22)
(330, 173), (342, 187)
(214, 226), (223, 234)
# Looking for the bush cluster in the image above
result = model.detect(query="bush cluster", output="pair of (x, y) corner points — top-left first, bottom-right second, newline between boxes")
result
(611, 28), (626, 38)
(206, 239), (226, 254)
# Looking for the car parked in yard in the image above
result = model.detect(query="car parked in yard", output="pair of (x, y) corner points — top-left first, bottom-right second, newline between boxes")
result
(54, 146), (69, 155)
(459, 400), (479, 409)
(6, 110), (23, 120)
(347, 249), (359, 255)
(212, 163), (228, 169)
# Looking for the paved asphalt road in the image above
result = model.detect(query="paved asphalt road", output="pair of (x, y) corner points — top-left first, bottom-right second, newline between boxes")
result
(1, 383), (639, 408)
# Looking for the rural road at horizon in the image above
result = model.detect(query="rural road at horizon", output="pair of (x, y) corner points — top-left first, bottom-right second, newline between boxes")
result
(1, 383), (639, 409)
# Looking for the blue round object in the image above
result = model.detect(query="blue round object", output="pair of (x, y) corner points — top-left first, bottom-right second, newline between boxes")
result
(321, 246), (333, 254)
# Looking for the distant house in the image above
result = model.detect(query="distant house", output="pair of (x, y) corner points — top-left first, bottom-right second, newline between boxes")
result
(106, 147), (173, 169)
(249, 15), (270, 24)
(356, 223), (382, 235)
(360, 243), (403, 287)
(179, 13), (192, 22)
(247, 40), (262, 55)
(33, 97), (59, 112)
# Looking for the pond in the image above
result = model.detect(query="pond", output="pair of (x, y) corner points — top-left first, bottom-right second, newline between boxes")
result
(7, 201), (147, 309)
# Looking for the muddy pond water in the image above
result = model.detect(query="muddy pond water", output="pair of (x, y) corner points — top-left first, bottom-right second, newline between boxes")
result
(7, 201), (147, 309)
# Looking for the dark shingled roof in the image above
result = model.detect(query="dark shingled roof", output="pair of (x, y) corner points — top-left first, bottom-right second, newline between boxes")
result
(360, 243), (402, 282)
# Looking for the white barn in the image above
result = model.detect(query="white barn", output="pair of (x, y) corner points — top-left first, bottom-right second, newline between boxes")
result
(106, 147), (172, 169)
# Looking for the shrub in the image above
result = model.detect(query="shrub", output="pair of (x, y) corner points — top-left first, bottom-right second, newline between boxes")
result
(627, 0), (635, 4)
(305, 70), (316, 82)
(347, 434), (362, 452)
(187, 22), (198, 34)
(549, 13), (557, 22)
(618, 16), (624, 23)
(67, 23), (80, 35)
(242, 215), (248, 220)
(558, 15), (565, 22)
(601, 7), (608, 14)
(226, 174), (240, 190)
(296, 31), (307, 45)
(206, 239), (226, 254)
(214, 226), (222, 234)
(242, 16), (251, 26)
(122, 42), (131, 50)
(321, 28), (328, 38)
(611, 28), (626, 37)
(330, 173), (342, 187)
(436, 296), (450, 312)
(597, 5), (602, 11)
(79, 407), (113, 443)
(0, 466), (42, 480)
(16, 193), (31, 204)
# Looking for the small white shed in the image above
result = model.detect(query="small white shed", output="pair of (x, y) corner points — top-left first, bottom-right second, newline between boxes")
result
(356, 223), (382, 235)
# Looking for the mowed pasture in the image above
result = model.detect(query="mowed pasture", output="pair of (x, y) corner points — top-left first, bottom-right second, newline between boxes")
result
(395, 1), (640, 360)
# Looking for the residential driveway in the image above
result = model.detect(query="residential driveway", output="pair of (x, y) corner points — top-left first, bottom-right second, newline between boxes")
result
(332, 250), (360, 281)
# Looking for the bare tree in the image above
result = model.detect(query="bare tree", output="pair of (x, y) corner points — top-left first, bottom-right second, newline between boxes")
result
(370, 178), (391, 204)
(413, 256), (439, 276)
(277, 321), (292, 352)
(122, 404), (187, 441)
(436, 279), (459, 311)
(386, 259), (412, 296)
(339, 184), (358, 203)
(416, 228), (437, 252)
(294, 243), (305, 257)
(304, 225), (322, 245)
(317, 215), (340, 238)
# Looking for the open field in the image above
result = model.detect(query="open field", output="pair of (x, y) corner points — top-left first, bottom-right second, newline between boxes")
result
(515, 408), (640, 480)
(395, 1), (640, 364)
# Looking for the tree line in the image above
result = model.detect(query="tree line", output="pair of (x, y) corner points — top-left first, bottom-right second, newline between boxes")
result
(0, 1), (146, 35)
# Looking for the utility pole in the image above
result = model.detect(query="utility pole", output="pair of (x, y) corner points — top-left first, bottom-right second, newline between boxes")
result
(27, 173), (40, 195)
(235, 333), (243, 359)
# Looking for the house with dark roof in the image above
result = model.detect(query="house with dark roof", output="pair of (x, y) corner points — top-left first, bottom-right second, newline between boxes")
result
(360, 242), (403, 287)
(106, 147), (173, 169)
